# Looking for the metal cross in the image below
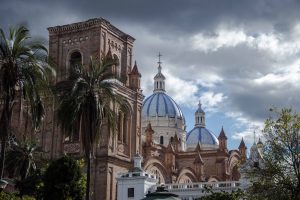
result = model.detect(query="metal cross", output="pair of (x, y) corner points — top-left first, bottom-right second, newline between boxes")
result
(158, 52), (162, 65)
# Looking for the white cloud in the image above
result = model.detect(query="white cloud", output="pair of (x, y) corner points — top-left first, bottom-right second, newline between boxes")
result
(192, 29), (251, 52)
(200, 91), (227, 112)
(231, 119), (264, 145)
(191, 23), (300, 58)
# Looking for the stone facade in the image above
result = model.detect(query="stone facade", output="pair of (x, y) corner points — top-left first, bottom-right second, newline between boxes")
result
(142, 124), (244, 184)
(47, 18), (143, 200)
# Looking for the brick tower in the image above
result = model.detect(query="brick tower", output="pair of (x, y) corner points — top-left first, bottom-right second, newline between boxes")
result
(46, 18), (144, 200)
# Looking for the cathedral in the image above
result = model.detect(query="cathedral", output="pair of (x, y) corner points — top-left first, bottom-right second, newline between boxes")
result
(141, 60), (246, 184)
(7, 18), (247, 200)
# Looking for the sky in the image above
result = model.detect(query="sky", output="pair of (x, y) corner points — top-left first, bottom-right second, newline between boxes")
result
(1, 0), (300, 150)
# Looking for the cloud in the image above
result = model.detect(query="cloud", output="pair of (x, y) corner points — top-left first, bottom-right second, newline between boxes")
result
(192, 29), (252, 52)
(2, 0), (300, 148)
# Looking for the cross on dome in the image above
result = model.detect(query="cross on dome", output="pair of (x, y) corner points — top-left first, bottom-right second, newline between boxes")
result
(153, 52), (166, 92)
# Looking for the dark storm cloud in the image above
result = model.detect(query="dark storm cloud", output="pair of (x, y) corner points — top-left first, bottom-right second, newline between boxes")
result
(2, 0), (300, 36)
(1, 0), (300, 131)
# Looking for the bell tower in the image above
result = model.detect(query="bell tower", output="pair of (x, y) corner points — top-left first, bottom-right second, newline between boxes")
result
(47, 18), (143, 200)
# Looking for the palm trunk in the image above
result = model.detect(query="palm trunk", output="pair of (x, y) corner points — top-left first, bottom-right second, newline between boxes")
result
(0, 139), (6, 179)
(0, 94), (10, 180)
(86, 153), (91, 200)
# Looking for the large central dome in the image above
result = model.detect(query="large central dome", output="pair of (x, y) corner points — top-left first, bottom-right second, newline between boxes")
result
(141, 57), (186, 148)
(142, 92), (184, 120)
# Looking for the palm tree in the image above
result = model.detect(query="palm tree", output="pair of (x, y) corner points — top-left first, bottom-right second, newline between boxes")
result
(5, 140), (44, 198)
(5, 140), (42, 181)
(56, 56), (121, 200)
(0, 26), (54, 184)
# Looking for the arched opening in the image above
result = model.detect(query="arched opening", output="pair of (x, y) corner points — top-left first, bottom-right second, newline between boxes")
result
(69, 51), (82, 69)
(112, 54), (120, 79)
(64, 118), (80, 142)
(117, 104), (131, 144)
(160, 136), (164, 145)
(147, 166), (166, 184)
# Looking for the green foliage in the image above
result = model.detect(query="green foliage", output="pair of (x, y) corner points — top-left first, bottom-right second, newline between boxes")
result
(43, 155), (85, 200)
(56, 56), (122, 200)
(0, 25), (55, 180)
(15, 169), (43, 199)
(0, 192), (34, 200)
(246, 108), (300, 200)
(198, 185), (244, 200)
(6, 140), (44, 180)
(56, 57), (120, 157)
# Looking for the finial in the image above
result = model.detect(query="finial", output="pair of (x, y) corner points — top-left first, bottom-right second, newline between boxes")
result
(158, 52), (162, 66)
(157, 52), (162, 73)
(198, 100), (202, 108)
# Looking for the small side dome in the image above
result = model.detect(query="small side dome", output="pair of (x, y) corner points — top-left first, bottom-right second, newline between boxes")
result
(186, 127), (219, 148)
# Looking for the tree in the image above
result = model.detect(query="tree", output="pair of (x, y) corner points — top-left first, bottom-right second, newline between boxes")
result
(247, 108), (300, 200)
(0, 26), (54, 184)
(43, 156), (85, 200)
(5, 140), (43, 181)
(14, 170), (43, 199)
(5, 140), (45, 198)
(56, 56), (121, 200)
(197, 185), (244, 200)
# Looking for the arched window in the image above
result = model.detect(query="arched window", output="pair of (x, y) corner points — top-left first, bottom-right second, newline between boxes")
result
(112, 54), (120, 79)
(69, 51), (82, 69)
(160, 136), (164, 145)
(64, 118), (80, 142)
(117, 105), (131, 144)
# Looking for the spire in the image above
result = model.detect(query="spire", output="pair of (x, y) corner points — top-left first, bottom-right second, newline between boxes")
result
(218, 126), (228, 140)
(130, 61), (141, 77)
(238, 137), (246, 149)
(145, 122), (154, 133)
(153, 52), (166, 92)
(257, 137), (263, 145)
(158, 52), (162, 73)
(195, 101), (206, 127)
(194, 151), (204, 164)
(195, 142), (202, 152)
(105, 46), (113, 60)
(239, 137), (247, 164)
(253, 130), (256, 145)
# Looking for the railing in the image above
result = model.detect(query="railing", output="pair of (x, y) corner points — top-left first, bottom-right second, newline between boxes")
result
(152, 181), (245, 193)
(117, 171), (156, 179)
(63, 142), (80, 154)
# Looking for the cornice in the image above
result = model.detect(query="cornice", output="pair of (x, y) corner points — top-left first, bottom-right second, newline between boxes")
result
(48, 18), (135, 42)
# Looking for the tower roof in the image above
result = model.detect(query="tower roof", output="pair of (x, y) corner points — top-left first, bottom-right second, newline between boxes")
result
(105, 48), (113, 60)
(130, 61), (141, 77)
(195, 101), (205, 114)
(218, 126), (228, 140)
(238, 137), (246, 149)
(257, 137), (263, 146)
(153, 52), (166, 92)
(145, 123), (154, 133)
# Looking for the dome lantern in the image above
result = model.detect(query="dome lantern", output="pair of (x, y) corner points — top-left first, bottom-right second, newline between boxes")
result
(195, 101), (206, 127)
(153, 52), (166, 92)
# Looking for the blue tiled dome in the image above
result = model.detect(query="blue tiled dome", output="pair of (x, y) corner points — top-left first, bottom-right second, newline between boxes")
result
(142, 92), (185, 121)
(186, 127), (219, 146)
